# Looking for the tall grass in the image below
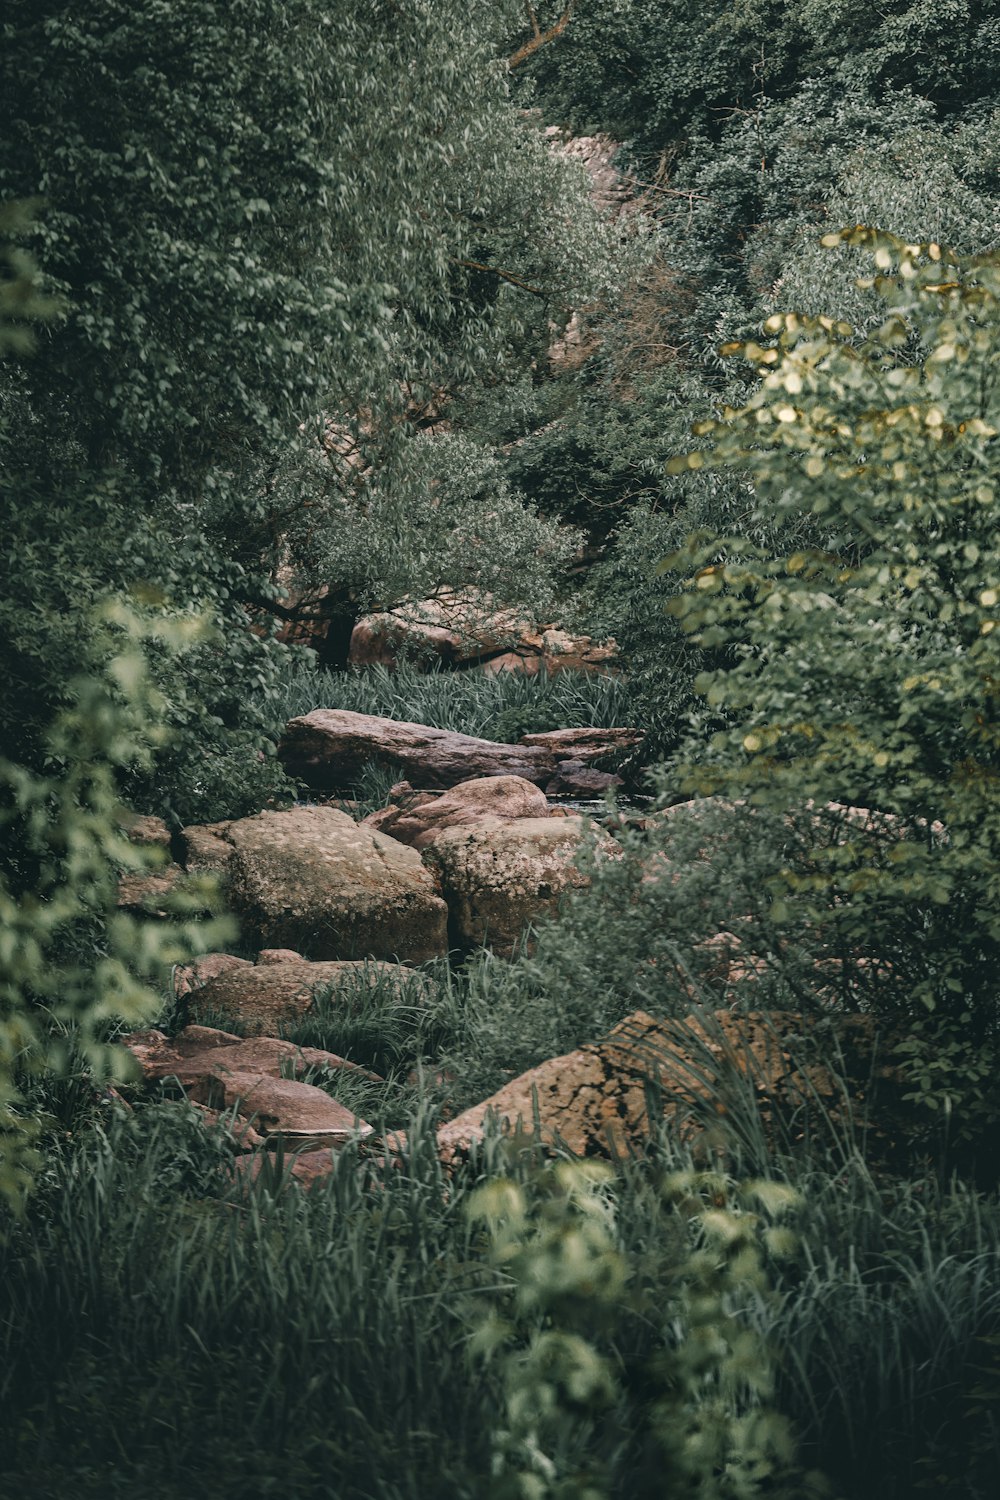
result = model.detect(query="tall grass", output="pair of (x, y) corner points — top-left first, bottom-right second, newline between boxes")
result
(269, 658), (633, 742)
(2, 1099), (998, 1500)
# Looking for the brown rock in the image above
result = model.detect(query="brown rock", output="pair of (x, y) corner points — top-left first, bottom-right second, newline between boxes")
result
(181, 823), (235, 876)
(123, 1024), (380, 1089)
(278, 710), (556, 791)
(424, 814), (616, 956)
(117, 864), (186, 916)
(224, 806), (448, 962)
(347, 592), (534, 672)
(477, 627), (619, 677)
(191, 1071), (372, 1147)
(124, 814), (172, 849)
(362, 775), (551, 850)
(232, 1147), (340, 1189)
(543, 761), (623, 798)
(172, 953), (253, 999)
(256, 948), (305, 964)
(184, 958), (434, 1035)
(437, 1009), (902, 1161)
(519, 727), (642, 762)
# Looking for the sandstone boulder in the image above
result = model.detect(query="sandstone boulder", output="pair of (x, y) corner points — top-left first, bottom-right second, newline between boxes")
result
(117, 864), (187, 916)
(424, 814), (615, 956)
(181, 822), (235, 877)
(475, 627), (618, 677)
(348, 592), (617, 677)
(223, 806), (448, 962)
(124, 814), (173, 849)
(437, 1009), (902, 1161)
(183, 957), (436, 1034)
(363, 775), (551, 850)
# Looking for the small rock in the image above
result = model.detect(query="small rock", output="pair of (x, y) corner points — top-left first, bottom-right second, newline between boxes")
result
(191, 1071), (372, 1147)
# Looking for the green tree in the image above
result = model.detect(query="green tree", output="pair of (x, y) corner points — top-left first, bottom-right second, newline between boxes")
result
(665, 230), (1000, 1035)
(1, 0), (626, 809)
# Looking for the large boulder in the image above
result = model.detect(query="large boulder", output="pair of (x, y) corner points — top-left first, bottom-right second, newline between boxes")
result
(423, 814), (615, 956)
(362, 775), (551, 850)
(474, 627), (618, 677)
(172, 952), (254, 1000)
(279, 711), (639, 793)
(437, 1009), (903, 1162)
(223, 807), (448, 962)
(183, 957), (435, 1034)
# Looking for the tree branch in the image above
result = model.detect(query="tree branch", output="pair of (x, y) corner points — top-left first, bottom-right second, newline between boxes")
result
(508, 1), (575, 69)
(452, 257), (548, 298)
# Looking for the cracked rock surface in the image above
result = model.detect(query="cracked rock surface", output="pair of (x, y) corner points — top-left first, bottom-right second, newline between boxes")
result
(437, 1009), (903, 1161)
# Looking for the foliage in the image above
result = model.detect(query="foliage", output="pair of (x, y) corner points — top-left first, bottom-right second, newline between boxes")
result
(515, 0), (999, 154)
(3, 1080), (999, 1499)
(0, 0), (629, 799)
(664, 231), (1000, 1041)
(0, 603), (232, 1210)
(468, 1159), (809, 1500)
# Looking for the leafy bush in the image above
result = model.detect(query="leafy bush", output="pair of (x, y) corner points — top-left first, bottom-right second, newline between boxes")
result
(0, 604), (232, 1209)
(665, 231), (1000, 1040)
(468, 1160), (811, 1500)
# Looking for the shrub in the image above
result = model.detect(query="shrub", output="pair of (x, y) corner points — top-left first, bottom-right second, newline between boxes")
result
(664, 230), (1000, 1040)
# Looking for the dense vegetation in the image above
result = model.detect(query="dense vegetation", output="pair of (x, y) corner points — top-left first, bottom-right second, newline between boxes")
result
(2, 2), (998, 1496)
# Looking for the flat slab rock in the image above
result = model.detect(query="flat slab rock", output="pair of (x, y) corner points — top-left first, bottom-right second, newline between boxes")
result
(198, 1071), (371, 1147)
(436, 1009), (901, 1161)
(124, 1024), (381, 1088)
(182, 958), (434, 1035)
(223, 806), (448, 962)
(278, 710), (638, 793)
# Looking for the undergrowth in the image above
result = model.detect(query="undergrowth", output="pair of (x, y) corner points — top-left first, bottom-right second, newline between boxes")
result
(1, 1101), (997, 1500)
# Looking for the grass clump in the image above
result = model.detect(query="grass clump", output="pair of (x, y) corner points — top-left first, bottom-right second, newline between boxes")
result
(269, 658), (633, 742)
